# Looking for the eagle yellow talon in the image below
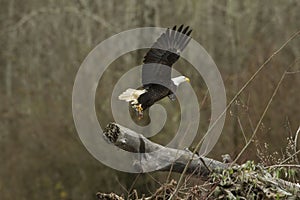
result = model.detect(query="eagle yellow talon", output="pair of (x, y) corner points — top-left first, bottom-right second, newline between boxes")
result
(134, 104), (143, 119)
(117, 25), (193, 122)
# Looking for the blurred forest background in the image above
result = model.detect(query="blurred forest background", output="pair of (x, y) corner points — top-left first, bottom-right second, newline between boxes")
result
(1, 0), (300, 199)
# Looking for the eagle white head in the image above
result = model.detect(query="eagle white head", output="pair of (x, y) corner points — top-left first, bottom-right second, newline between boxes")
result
(171, 76), (190, 86)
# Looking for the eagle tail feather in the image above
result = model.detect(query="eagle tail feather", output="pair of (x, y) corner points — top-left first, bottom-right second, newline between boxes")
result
(118, 88), (146, 104)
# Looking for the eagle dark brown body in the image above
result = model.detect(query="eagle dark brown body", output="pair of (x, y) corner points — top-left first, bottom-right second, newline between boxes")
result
(118, 25), (192, 118)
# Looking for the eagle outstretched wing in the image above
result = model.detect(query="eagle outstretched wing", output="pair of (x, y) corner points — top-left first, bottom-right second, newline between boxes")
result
(142, 25), (192, 87)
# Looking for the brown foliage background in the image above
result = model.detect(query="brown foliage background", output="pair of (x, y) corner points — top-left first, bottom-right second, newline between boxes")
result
(0, 0), (299, 199)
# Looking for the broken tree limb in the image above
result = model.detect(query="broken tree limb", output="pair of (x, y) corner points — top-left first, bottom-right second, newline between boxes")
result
(99, 122), (300, 199)
(103, 122), (228, 178)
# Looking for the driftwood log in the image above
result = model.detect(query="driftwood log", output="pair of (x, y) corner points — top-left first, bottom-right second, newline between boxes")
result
(103, 122), (228, 177)
(100, 122), (300, 199)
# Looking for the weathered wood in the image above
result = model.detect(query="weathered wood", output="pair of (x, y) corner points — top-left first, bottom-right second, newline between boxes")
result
(100, 122), (300, 199)
(103, 122), (228, 177)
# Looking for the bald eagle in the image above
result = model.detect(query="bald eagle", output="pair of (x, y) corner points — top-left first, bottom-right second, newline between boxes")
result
(119, 25), (192, 118)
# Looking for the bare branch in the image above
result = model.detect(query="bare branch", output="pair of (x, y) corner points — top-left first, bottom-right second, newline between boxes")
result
(102, 123), (228, 177)
(101, 123), (300, 200)
(232, 70), (287, 164)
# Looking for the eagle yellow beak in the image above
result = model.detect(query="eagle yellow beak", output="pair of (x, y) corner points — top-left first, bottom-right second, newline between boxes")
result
(185, 77), (190, 82)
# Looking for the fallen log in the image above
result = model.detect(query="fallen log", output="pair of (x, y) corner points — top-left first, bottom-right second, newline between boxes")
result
(103, 122), (228, 177)
(99, 122), (300, 199)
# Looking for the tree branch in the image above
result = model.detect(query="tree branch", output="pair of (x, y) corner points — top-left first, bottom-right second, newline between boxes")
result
(99, 123), (300, 199)
(103, 122), (228, 178)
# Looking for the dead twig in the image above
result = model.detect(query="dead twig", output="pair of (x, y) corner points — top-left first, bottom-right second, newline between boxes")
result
(171, 30), (300, 199)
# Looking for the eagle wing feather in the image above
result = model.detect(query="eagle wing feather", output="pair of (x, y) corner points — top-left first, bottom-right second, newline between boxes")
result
(142, 25), (192, 87)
